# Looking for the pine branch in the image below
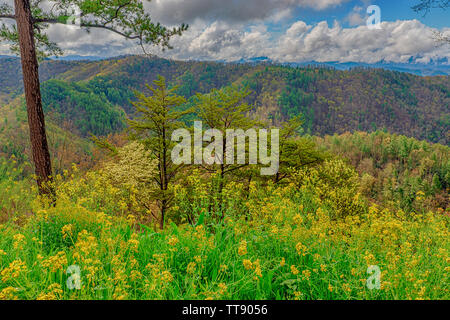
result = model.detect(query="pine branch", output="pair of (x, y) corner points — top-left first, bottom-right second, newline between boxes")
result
(0, 14), (16, 20)
(34, 18), (142, 40)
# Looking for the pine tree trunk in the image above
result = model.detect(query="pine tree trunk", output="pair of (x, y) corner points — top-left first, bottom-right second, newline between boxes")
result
(14, 0), (53, 196)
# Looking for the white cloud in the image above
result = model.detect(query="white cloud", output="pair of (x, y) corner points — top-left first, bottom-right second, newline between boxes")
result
(346, 6), (366, 26)
(271, 19), (448, 63)
(162, 21), (272, 61)
(0, 0), (448, 65)
(160, 18), (449, 64)
(268, 8), (293, 23)
(189, 22), (242, 54)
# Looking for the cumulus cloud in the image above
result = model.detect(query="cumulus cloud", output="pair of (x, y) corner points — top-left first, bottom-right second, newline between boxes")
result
(346, 6), (366, 26)
(0, 0), (448, 65)
(277, 19), (449, 63)
(156, 18), (449, 64)
(159, 20), (272, 61)
(189, 22), (242, 54)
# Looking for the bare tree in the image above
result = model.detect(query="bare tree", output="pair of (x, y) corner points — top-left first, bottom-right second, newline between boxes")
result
(413, 0), (450, 43)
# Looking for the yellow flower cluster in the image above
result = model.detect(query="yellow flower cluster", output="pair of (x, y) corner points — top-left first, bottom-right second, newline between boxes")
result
(13, 233), (26, 250)
(1, 259), (27, 282)
(187, 262), (197, 274)
(61, 224), (74, 240)
(168, 236), (179, 246)
(242, 259), (253, 270)
(295, 242), (308, 256)
(36, 284), (63, 300)
(41, 251), (68, 273)
(238, 240), (247, 256)
(0, 287), (18, 300)
(291, 265), (299, 275)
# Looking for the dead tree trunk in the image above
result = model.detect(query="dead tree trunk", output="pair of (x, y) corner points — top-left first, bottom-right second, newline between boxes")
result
(14, 0), (53, 196)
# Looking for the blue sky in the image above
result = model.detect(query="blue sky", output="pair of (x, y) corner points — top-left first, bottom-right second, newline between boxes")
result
(285, 1), (449, 29)
(146, 0), (450, 64)
(0, 0), (449, 63)
(372, 0), (449, 28)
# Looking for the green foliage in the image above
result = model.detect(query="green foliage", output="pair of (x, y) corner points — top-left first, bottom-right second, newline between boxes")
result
(277, 69), (316, 131)
(276, 116), (326, 183)
(175, 71), (199, 98)
(412, 0), (450, 13)
(0, 96), (95, 176)
(292, 159), (367, 219)
(28, 205), (106, 254)
(319, 131), (449, 212)
(41, 79), (126, 137)
(193, 85), (262, 216)
(1, 55), (447, 144)
(0, 156), (448, 300)
(194, 85), (259, 132)
(0, 156), (35, 223)
(128, 76), (192, 227)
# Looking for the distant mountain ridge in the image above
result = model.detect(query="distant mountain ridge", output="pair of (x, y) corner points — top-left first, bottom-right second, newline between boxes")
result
(0, 54), (448, 145)
(49, 55), (108, 61)
(2, 54), (449, 76)
(0, 54), (107, 61)
(233, 56), (450, 76)
(288, 60), (450, 77)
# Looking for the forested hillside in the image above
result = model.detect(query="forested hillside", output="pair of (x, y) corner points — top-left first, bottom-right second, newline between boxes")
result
(0, 96), (96, 174)
(1, 55), (448, 145)
(0, 57), (85, 98)
(0, 56), (448, 301)
(1, 0), (449, 303)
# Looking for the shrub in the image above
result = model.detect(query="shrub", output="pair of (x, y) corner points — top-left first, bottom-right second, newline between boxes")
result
(291, 159), (367, 219)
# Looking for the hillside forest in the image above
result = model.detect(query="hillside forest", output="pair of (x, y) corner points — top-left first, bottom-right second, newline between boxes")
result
(0, 55), (448, 300)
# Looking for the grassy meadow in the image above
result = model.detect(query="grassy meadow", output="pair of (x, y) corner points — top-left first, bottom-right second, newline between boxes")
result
(0, 144), (448, 300)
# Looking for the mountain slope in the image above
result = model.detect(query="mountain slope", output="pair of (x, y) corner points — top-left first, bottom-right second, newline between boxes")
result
(0, 55), (448, 144)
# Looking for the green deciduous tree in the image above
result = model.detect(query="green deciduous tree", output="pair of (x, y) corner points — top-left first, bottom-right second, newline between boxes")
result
(128, 76), (191, 229)
(194, 85), (261, 217)
(0, 0), (187, 196)
(275, 116), (326, 184)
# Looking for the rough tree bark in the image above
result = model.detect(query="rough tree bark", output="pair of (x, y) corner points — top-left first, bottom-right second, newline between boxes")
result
(14, 0), (53, 196)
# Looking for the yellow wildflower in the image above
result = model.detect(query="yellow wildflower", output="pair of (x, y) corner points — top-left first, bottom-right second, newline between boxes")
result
(13, 234), (25, 250)
(293, 214), (303, 225)
(0, 287), (18, 300)
(168, 236), (179, 246)
(238, 240), (247, 256)
(1, 259), (27, 282)
(37, 284), (63, 300)
(219, 264), (228, 273)
(291, 265), (299, 275)
(187, 262), (196, 274)
(41, 251), (68, 273)
(302, 269), (311, 280)
(243, 259), (253, 270)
